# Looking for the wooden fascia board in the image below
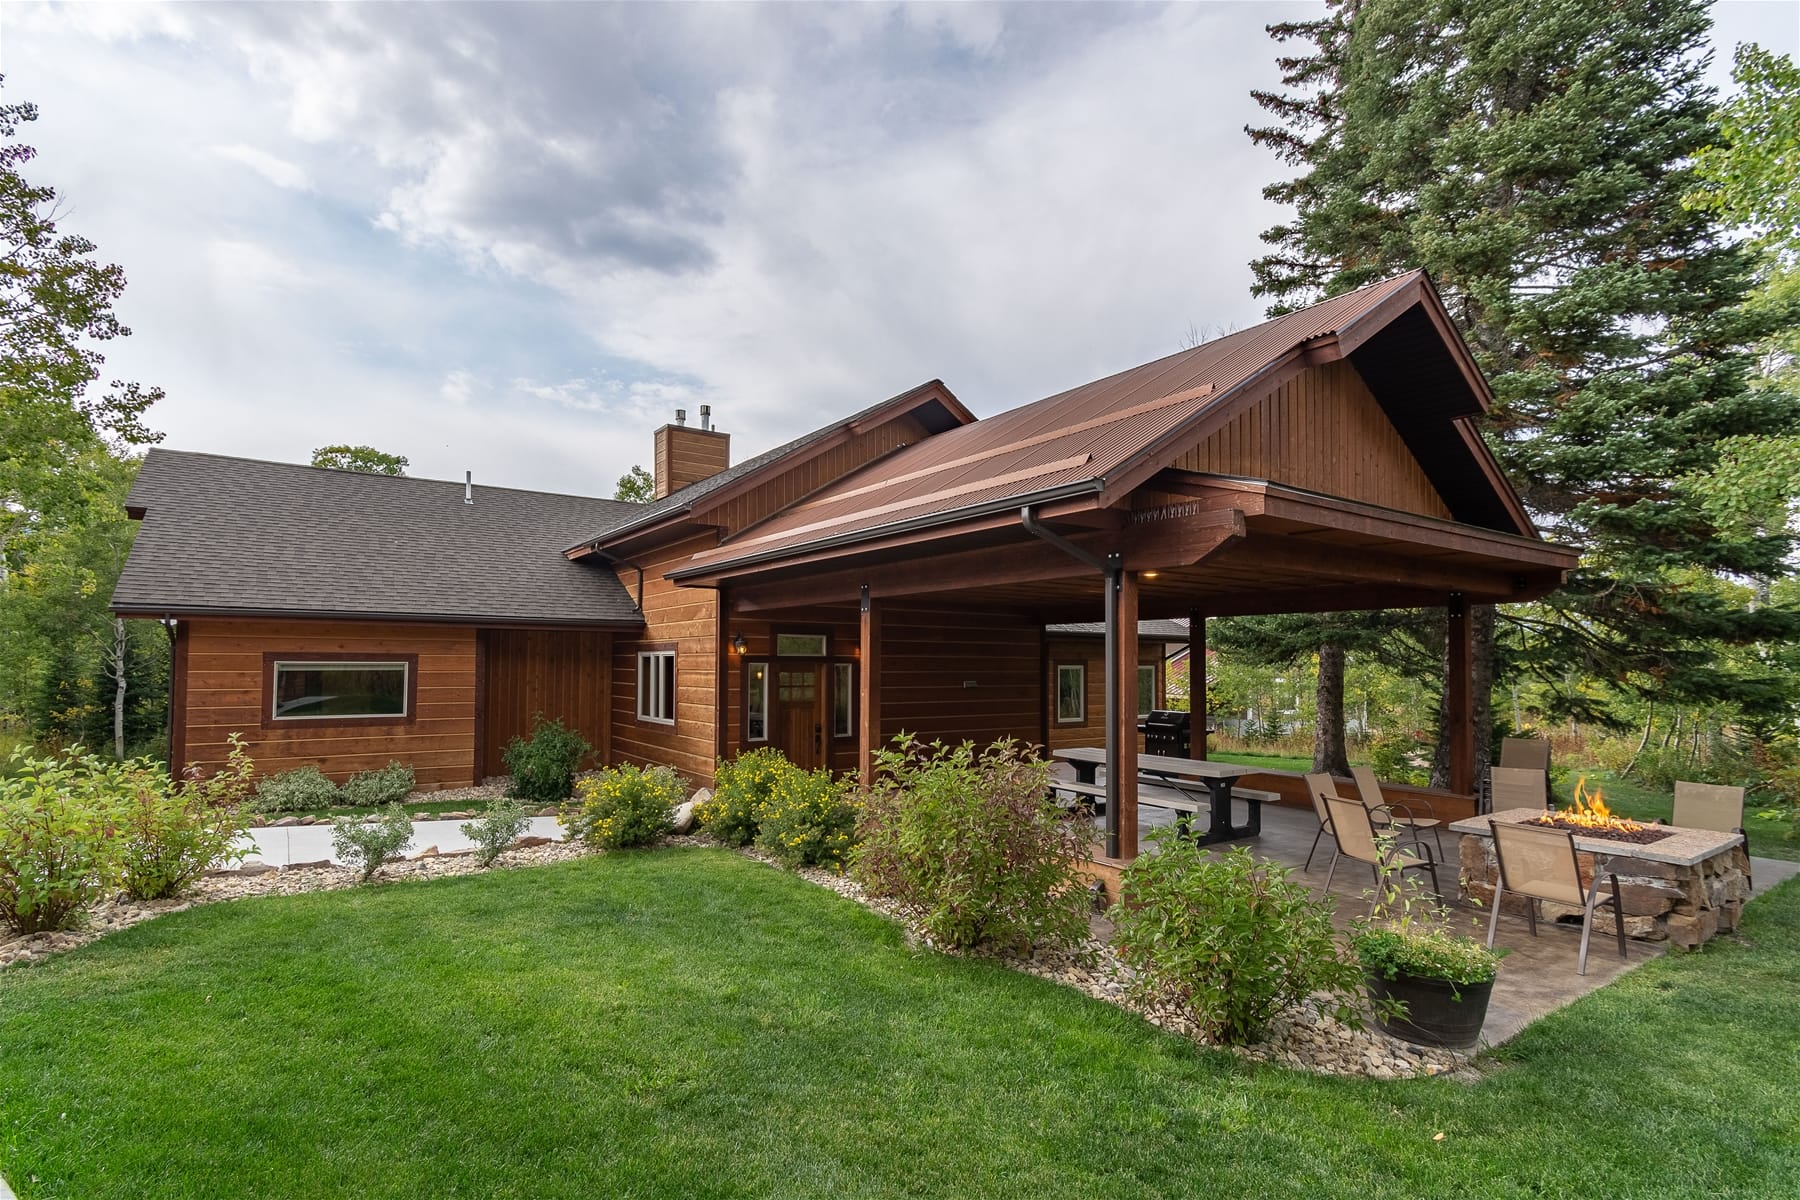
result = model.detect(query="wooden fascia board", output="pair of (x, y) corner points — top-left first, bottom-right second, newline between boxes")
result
(1158, 474), (1578, 570)
(1453, 418), (1536, 537)
(109, 604), (647, 631)
(1337, 273), (1495, 413)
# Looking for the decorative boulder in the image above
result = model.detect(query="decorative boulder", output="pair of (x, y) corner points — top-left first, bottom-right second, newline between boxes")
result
(671, 799), (699, 835)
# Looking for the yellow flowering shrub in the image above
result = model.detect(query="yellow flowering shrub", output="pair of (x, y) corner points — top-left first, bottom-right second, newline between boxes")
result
(561, 763), (683, 849)
(698, 748), (791, 846)
(754, 766), (859, 870)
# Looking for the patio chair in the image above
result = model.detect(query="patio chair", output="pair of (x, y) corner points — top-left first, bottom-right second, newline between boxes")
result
(1486, 737), (1552, 811)
(1489, 766), (1550, 812)
(1324, 795), (1442, 915)
(1302, 772), (1340, 872)
(1485, 820), (1627, 976)
(1350, 765), (1445, 858)
(1674, 781), (1751, 890)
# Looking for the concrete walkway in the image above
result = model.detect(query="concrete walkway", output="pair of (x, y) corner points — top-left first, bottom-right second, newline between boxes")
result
(239, 817), (565, 867)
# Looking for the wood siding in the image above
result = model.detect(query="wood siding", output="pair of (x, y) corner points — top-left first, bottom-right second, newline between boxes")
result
(612, 534), (722, 785)
(180, 618), (476, 789)
(1174, 360), (1452, 520)
(654, 425), (731, 498)
(480, 629), (611, 779)
(1045, 637), (1164, 754)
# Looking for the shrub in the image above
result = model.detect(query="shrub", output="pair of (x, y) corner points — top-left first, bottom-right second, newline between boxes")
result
(343, 761), (415, 807)
(0, 748), (127, 934)
(253, 765), (341, 813)
(561, 763), (682, 850)
(700, 747), (793, 846)
(330, 805), (415, 882)
(119, 738), (256, 901)
(1110, 839), (1364, 1045)
(853, 735), (1091, 954)
(460, 798), (534, 868)
(503, 716), (591, 806)
(756, 766), (859, 869)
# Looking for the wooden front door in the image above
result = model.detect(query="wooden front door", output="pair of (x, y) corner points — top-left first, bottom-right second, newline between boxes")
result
(774, 663), (826, 769)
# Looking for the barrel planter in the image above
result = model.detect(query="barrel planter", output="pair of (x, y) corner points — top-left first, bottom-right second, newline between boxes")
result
(1367, 972), (1494, 1050)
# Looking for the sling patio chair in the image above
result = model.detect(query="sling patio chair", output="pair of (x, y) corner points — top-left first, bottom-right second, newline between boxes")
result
(1485, 737), (1552, 811)
(1351, 764), (1445, 858)
(1674, 781), (1752, 890)
(1302, 772), (1341, 872)
(1485, 819), (1627, 976)
(1489, 766), (1551, 812)
(1324, 794), (1442, 915)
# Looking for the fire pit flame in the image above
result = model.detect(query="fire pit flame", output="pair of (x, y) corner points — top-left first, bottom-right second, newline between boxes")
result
(1532, 777), (1646, 834)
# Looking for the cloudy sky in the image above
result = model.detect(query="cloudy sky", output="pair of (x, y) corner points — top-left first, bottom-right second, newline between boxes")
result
(5, 2), (1796, 496)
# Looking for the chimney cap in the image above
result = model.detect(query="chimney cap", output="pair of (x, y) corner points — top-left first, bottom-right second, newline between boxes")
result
(675, 408), (687, 427)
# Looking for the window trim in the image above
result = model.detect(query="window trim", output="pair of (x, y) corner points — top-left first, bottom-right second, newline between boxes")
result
(636, 647), (677, 726)
(1138, 663), (1159, 719)
(1054, 662), (1087, 725)
(831, 660), (856, 739)
(260, 652), (418, 730)
(744, 659), (770, 745)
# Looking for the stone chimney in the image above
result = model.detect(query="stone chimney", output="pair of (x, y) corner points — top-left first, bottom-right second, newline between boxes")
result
(652, 405), (731, 498)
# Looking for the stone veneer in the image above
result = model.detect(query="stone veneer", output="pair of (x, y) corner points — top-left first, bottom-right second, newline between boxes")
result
(1449, 808), (1752, 948)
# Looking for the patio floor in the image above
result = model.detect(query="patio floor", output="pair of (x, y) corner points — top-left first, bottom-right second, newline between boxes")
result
(1099, 799), (1797, 1047)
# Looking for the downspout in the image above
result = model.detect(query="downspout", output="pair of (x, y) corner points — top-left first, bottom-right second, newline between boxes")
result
(1021, 506), (1125, 859)
(161, 616), (178, 779)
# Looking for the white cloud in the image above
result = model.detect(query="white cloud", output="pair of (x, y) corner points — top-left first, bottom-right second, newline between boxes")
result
(212, 143), (312, 191)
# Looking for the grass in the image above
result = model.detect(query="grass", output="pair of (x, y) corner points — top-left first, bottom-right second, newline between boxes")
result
(3, 852), (1798, 1198)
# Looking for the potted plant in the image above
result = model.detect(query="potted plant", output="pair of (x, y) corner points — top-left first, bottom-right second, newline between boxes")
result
(1350, 841), (1501, 1050)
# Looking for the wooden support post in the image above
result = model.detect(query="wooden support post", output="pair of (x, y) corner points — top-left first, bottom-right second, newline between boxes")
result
(859, 586), (881, 785)
(1446, 592), (1475, 796)
(1187, 608), (1206, 760)
(1105, 564), (1140, 861)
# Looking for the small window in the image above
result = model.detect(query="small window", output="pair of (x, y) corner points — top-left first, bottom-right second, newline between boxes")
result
(746, 661), (769, 742)
(637, 650), (676, 725)
(272, 661), (408, 720)
(775, 632), (828, 657)
(832, 662), (854, 738)
(1056, 663), (1086, 724)
(1138, 665), (1158, 718)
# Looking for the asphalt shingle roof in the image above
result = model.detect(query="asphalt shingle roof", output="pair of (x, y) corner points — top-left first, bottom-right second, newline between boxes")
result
(114, 450), (646, 626)
(1046, 620), (1192, 642)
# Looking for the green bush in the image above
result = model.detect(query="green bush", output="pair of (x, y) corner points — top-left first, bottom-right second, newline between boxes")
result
(343, 761), (415, 806)
(561, 763), (683, 850)
(503, 716), (591, 806)
(460, 798), (534, 868)
(755, 766), (859, 869)
(853, 735), (1091, 954)
(253, 764), (341, 813)
(1110, 840), (1364, 1045)
(119, 738), (256, 901)
(700, 747), (793, 846)
(0, 748), (128, 934)
(330, 805), (415, 882)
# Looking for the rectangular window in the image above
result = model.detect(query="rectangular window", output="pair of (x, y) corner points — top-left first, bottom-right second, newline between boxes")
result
(775, 632), (828, 657)
(746, 661), (769, 742)
(1138, 665), (1158, 718)
(833, 662), (855, 738)
(637, 650), (676, 725)
(1056, 663), (1086, 724)
(271, 660), (408, 721)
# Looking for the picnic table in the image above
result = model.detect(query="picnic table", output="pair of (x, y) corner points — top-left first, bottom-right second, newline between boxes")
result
(1052, 747), (1267, 846)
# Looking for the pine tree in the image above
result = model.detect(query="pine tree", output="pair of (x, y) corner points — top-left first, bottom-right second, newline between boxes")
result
(1245, 0), (1800, 778)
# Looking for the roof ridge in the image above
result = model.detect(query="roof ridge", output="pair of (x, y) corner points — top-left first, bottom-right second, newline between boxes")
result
(143, 447), (636, 507)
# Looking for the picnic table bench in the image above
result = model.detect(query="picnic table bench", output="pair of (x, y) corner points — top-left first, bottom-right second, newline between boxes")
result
(1050, 748), (1273, 846)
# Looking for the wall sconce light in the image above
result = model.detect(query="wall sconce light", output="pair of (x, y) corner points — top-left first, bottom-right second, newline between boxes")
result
(731, 632), (748, 655)
(1142, 571), (1161, 580)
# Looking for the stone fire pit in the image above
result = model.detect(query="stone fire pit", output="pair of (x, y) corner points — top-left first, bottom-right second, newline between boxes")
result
(1450, 808), (1751, 948)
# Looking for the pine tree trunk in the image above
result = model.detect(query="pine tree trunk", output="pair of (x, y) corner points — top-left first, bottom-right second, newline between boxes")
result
(1472, 603), (1496, 779)
(112, 617), (129, 760)
(1313, 643), (1351, 775)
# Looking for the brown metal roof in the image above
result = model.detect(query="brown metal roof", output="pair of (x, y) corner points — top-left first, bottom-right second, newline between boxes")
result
(677, 271), (1436, 578)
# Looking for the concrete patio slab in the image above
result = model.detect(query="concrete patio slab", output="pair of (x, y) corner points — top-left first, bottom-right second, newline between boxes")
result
(238, 817), (564, 867)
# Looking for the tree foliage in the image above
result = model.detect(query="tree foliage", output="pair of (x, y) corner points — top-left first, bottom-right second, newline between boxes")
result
(1245, 0), (1800, 744)
(310, 444), (408, 475)
(614, 464), (655, 503)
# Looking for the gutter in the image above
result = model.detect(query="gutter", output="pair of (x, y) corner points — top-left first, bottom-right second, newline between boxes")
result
(668, 477), (1107, 583)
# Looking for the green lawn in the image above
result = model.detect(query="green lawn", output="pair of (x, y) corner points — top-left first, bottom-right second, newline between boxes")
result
(3, 852), (1797, 1198)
